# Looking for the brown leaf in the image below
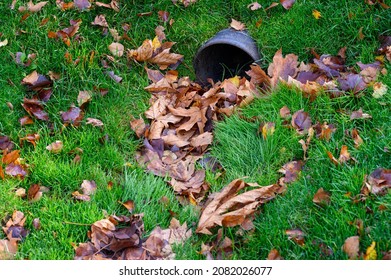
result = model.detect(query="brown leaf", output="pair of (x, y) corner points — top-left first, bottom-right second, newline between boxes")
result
(265, 2), (279, 11)
(313, 188), (331, 205)
(77, 90), (92, 109)
(130, 118), (147, 138)
(22, 98), (49, 121)
(366, 168), (391, 195)
(72, 191), (91, 201)
(19, 116), (34, 126)
(5, 163), (27, 178)
(0, 239), (18, 260)
(291, 109), (312, 134)
(61, 105), (84, 126)
(230, 19), (246, 31)
(32, 218), (41, 230)
(21, 71), (52, 92)
(158, 10), (170, 22)
(280, 0), (296, 10)
(27, 184), (42, 202)
(327, 151), (339, 166)
(285, 229), (305, 246)
(245, 64), (270, 86)
(120, 200), (135, 213)
(108, 42), (124, 57)
(0, 136), (14, 151)
(350, 108), (372, 120)
(86, 118), (104, 127)
(351, 128), (363, 148)
(196, 179), (279, 234)
(279, 160), (304, 183)
(74, 0), (91, 10)
(148, 49), (184, 70)
(247, 2), (262, 10)
(27, 1), (48, 12)
(15, 188), (26, 198)
(267, 248), (283, 260)
(279, 105), (291, 118)
(46, 140), (63, 153)
(80, 180), (97, 195)
(190, 132), (213, 147)
(91, 14), (108, 27)
(338, 145), (351, 163)
(20, 133), (40, 148)
(268, 49), (298, 87)
(2, 150), (20, 164)
(342, 236), (360, 259)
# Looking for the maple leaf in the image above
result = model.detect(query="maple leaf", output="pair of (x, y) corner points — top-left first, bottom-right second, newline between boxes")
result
(196, 179), (280, 234)
(351, 128), (363, 148)
(0, 136), (14, 152)
(230, 19), (246, 31)
(268, 49), (298, 87)
(279, 105), (291, 118)
(279, 160), (304, 183)
(5, 163), (27, 179)
(130, 118), (147, 138)
(365, 168), (391, 195)
(91, 15), (109, 28)
(342, 236), (360, 259)
(27, 184), (43, 202)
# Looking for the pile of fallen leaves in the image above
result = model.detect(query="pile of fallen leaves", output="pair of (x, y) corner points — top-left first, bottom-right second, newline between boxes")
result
(74, 214), (191, 260)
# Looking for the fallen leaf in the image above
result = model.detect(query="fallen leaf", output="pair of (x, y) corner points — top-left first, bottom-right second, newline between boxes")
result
(0, 239), (18, 260)
(351, 128), (363, 148)
(80, 180), (97, 195)
(268, 49), (298, 87)
(338, 145), (351, 163)
(46, 141), (63, 153)
(364, 241), (377, 260)
(61, 105), (84, 126)
(313, 122), (336, 141)
(21, 98), (49, 121)
(365, 168), (391, 195)
(91, 14), (109, 27)
(108, 42), (124, 57)
(260, 122), (275, 140)
(313, 188), (331, 205)
(19, 133), (40, 147)
(291, 110), (312, 134)
(267, 249), (283, 260)
(245, 64), (270, 86)
(74, 0), (91, 10)
(372, 82), (387, 98)
(279, 106), (291, 118)
(2, 150), (20, 165)
(350, 108), (372, 120)
(158, 11), (170, 22)
(32, 218), (41, 230)
(86, 118), (104, 127)
(72, 191), (91, 201)
(106, 71), (122, 83)
(247, 2), (262, 10)
(15, 188), (26, 198)
(342, 236), (360, 259)
(27, 1), (48, 12)
(279, 160), (304, 183)
(130, 118), (147, 138)
(190, 132), (213, 147)
(0, 39), (8, 47)
(120, 200), (135, 213)
(265, 2), (279, 11)
(77, 90), (92, 109)
(5, 163), (27, 178)
(0, 136), (14, 151)
(230, 19), (246, 31)
(312, 10), (321, 19)
(19, 116), (34, 126)
(280, 0), (296, 10)
(27, 184), (42, 202)
(196, 179), (280, 234)
(285, 229), (305, 246)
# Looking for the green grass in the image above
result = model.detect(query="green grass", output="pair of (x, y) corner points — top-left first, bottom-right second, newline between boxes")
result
(0, 0), (390, 260)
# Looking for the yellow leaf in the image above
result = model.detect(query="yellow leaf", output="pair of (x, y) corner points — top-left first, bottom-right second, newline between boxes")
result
(312, 10), (321, 20)
(152, 36), (161, 52)
(364, 241), (377, 260)
(228, 75), (240, 87)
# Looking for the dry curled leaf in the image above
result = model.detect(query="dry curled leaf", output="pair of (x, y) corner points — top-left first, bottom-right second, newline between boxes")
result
(365, 168), (391, 195)
(61, 105), (84, 126)
(27, 1), (48, 12)
(285, 229), (305, 246)
(351, 128), (363, 148)
(364, 241), (377, 260)
(248, 2), (262, 10)
(108, 42), (124, 57)
(86, 118), (104, 127)
(280, 0), (296, 10)
(291, 109), (312, 134)
(268, 49), (298, 88)
(267, 248), (283, 260)
(196, 179), (280, 234)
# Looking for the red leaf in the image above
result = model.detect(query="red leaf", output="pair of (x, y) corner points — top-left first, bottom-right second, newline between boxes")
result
(61, 105), (84, 126)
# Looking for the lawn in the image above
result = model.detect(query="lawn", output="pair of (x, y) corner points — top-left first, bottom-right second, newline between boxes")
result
(0, 0), (390, 260)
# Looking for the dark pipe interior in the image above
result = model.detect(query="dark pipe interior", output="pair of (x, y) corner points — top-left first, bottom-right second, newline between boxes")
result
(194, 44), (254, 85)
